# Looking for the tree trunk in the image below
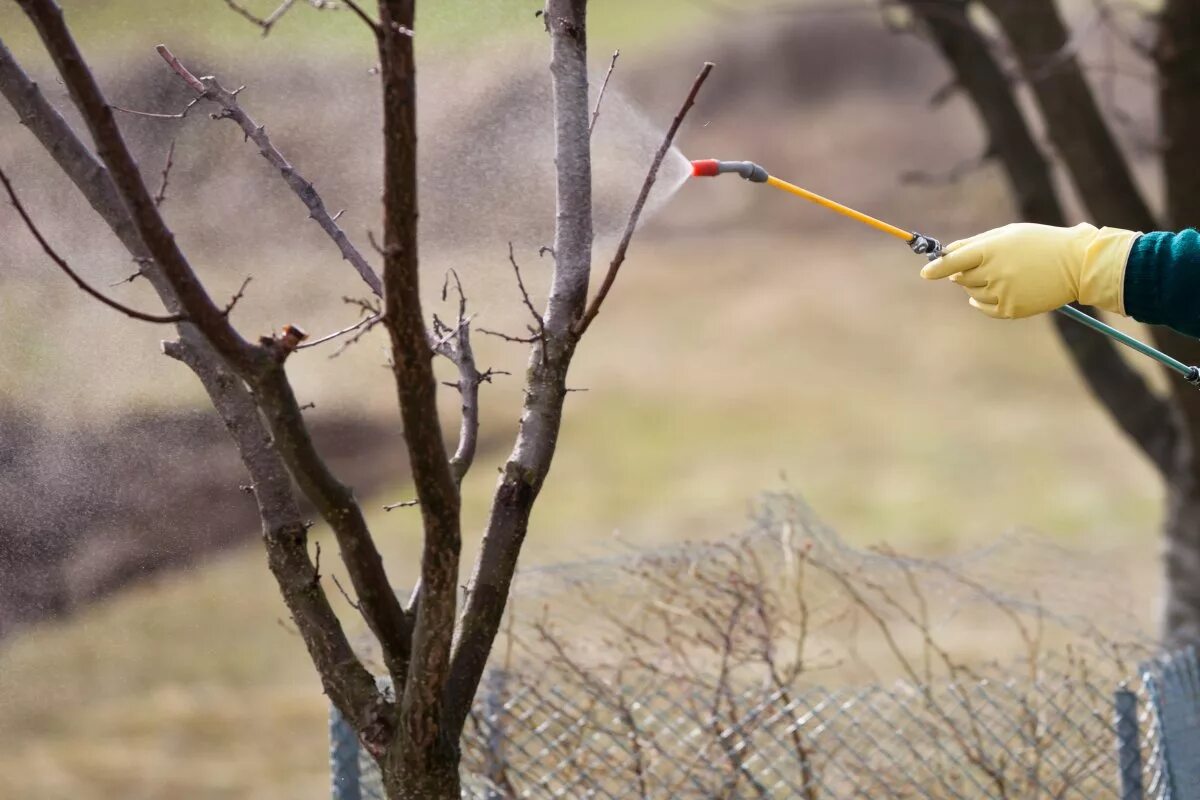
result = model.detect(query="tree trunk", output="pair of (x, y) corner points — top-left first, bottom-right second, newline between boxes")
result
(1157, 0), (1200, 649)
(381, 751), (463, 800)
(1162, 472), (1200, 646)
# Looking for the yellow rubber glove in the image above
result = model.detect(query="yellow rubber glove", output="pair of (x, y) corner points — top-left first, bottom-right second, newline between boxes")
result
(920, 222), (1141, 318)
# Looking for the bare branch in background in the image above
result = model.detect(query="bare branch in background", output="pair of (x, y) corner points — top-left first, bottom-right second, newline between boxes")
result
(899, 148), (991, 186)
(590, 49), (619, 136)
(0, 168), (185, 324)
(575, 61), (714, 336)
(222, 0), (298, 36)
(691, 0), (879, 17)
(154, 45), (384, 297)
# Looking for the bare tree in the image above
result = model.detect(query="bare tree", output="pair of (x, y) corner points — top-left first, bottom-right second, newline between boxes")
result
(0, 0), (710, 795)
(883, 0), (1200, 647)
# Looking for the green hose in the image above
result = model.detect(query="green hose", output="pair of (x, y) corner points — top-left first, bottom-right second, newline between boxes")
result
(1057, 305), (1200, 385)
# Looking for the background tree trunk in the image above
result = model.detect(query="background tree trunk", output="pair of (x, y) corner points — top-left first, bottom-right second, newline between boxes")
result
(904, 0), (1200, 646)
(1155, 0), (1200, 646)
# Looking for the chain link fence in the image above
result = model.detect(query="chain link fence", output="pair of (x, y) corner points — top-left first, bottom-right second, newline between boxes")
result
(327, 495), (1200, 798)
(331, 648), (1199, 799)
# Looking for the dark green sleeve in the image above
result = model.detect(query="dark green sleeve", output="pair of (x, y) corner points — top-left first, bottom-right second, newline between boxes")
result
(1124, 229), (1200, 339)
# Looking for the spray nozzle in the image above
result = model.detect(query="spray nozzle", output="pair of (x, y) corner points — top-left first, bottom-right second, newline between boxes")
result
(690, 159), (769, 183)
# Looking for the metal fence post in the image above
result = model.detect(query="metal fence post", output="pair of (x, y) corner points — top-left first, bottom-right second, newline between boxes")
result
(1115, 687), (1143, 800)
(482, 668), (511, 800)
(1159, 648), (1200, 799)
(330, 705), (362, 800)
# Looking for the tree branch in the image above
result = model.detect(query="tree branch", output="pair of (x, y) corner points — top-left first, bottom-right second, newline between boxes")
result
(0, 167), (186, 324)
(444, 0), (597, 738)
(575, 61), (713, 337)
(78, 105), (412, 681)
(163, 338), (394, 751)
(154, 44), (384, 298)
(377, 0), (463, 757)
(433, 271), (484, 485)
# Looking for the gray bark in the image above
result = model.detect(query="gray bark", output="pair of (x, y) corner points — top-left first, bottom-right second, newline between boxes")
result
(444, 0), (594, 736)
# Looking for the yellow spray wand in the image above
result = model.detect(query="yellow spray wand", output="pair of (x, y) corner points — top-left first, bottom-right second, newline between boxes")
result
(690, 159), (1200, 387)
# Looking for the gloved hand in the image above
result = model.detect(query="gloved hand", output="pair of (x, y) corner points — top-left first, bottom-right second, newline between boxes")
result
(920, 222), (1141, 318)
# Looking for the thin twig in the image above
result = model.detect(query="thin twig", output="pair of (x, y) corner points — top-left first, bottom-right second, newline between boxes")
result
(297, 312), (383, 351)
(575, 62), (714, 336)
(310, 540), (322, 586)
(478, 328), (538, 345)
(384, 499), (419, 511)
(109, 263), (147, 287)
(154, 139), (176, 207)
(222, 0), (299, 36)
(590, 49), (619, 136)
(341, 0), (382, 34)
(223, 276), (252, 315)
(153, 45), (383, 297)
(110, 95), (203, 119)
(331, 573), (362, 612)
(0, 168), (185, 324)
(506, 243), (544, 329)
(505, 242), (547, 360)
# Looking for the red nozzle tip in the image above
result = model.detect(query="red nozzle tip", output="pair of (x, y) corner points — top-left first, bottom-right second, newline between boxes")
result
(691, 159), (720, 177)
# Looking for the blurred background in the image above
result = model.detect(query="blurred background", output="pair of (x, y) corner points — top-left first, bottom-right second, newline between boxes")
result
(0, 0), (1166, 796)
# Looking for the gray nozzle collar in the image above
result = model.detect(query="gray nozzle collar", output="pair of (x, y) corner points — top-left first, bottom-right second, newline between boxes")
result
(716, 160), (769, 183)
